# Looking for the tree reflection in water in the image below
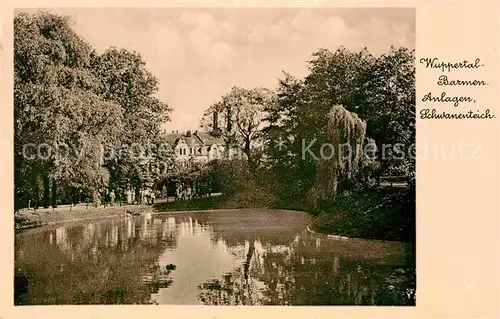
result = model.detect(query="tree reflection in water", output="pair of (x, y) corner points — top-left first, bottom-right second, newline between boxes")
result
(197, 230), (415, 306)
(15, 210), (415, 306)
(198, 239), (265, 305)
(15, 216), (178, 305)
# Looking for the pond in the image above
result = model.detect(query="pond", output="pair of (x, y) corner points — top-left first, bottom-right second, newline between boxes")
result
(15, 209), (415, 306)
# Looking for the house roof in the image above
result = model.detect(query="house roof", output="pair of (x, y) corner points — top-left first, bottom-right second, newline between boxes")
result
(162, 131), (224, 148)
(180, 135), (203, 147)
(163, 133), (182, 145)
(195, 131), (223, 146)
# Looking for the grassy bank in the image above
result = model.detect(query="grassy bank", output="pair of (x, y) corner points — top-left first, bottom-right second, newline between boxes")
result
(309, 187), (415, 242)
(153, 196), (255, 212)
(15, 186), (415, 243)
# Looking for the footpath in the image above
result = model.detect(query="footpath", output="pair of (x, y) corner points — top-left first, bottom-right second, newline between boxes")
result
(14, 193), (224, 231)
(14, 203), (152, 231)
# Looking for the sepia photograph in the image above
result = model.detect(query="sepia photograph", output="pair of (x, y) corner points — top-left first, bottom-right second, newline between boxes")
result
(13, 7), (416, 306)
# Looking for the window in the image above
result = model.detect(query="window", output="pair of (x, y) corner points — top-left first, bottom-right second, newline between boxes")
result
(183, 149), (186, 155)
(179, 149), (182, 155)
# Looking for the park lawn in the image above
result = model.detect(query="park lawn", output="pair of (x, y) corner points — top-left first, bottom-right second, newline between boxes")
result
(153, 196), (239, 212)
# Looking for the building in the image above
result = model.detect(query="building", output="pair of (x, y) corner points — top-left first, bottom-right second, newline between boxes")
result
(162, 130), (244, 167)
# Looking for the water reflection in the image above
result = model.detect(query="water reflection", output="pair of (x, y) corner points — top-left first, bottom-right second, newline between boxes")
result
(15, 210), (415, 305)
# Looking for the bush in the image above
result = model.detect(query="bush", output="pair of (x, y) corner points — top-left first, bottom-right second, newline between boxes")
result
(311, 185), (415, 242)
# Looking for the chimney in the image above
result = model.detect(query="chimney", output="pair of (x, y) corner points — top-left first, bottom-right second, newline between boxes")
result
(226, 107), (232, 132)
(171, 130), (175, 133)
(176, 130), (178, 133)
(213, 111), (218, 131)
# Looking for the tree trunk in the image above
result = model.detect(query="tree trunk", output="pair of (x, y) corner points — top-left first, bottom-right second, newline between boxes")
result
(31, 172), (40, 209)
(243, 137), (251, 161)
(43, 175), (50, 208)
(51, 179), (57, 208)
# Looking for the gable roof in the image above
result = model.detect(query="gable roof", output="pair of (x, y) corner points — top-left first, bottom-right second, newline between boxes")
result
(181, 135), (203, 147)
(162, 131), (224, 148)
(163, 133), (182, 145)
(195, 131), (224, 146)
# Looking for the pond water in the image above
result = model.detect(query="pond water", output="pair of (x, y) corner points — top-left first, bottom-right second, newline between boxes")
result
(15, 209), (415, 306)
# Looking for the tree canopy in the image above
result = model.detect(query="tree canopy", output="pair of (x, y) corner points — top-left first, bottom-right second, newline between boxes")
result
(14, 12), (172, 209)
(201, 86), (275, 166)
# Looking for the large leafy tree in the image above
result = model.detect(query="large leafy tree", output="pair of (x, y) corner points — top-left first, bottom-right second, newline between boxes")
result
(262, 73), (315, 203)
(14, 12), (172, 209)
(263, 46), (415, 209)
(302, 46), (415, 177)
(312, 105), (367, 201)
(201, 87), (275, 167)
(354, 47), (416, 177)
(14, 12), (123, 208)
(92, 48), (172, 194)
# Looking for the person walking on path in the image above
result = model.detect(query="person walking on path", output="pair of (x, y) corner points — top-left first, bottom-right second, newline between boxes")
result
(110, 190), (116, 206)
(176, 186), (181, 201)
(126, 189), (132, 204)
(145, 189), (150, 205)
(150, 190), (156, 205)
(141, 189), (146, 205)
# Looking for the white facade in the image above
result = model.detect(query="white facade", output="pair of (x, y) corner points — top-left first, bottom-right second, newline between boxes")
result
(164, 131), (244, 167)
(173, 138), (221, 164)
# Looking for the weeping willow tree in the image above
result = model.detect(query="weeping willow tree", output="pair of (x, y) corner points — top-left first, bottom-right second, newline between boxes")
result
(309, 105), (369, 206)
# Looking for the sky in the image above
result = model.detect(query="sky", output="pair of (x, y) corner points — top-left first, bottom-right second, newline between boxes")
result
(22, 8), (415, 132)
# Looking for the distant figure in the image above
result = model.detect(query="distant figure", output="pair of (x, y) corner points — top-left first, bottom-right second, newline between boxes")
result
(175, 186), (181, 201)
(186, 186), (192, 200)
(140, 189), (145, 205)
(162, 185), (168, 198)
(117, 189), (123, 205)
(126, 189), (132, 204)
(150, 191), (155, 205)
(110, 190), (116, 206)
